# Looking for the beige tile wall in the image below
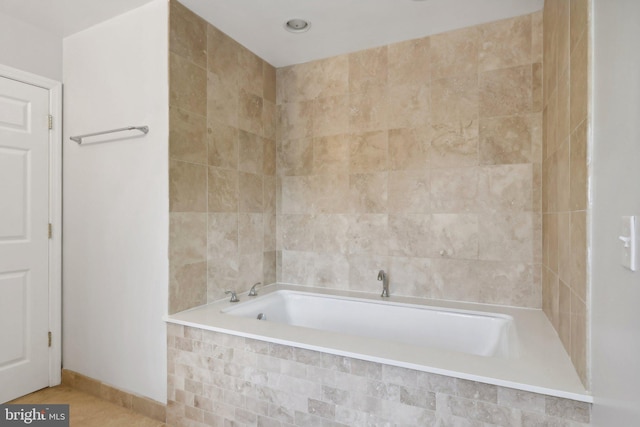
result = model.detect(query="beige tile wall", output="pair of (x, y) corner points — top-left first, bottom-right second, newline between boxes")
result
(166, 0), (594, 419)
(542, 0), (590, 387)
(276, 13), (544, 307)
(167, 324), (592, 426)
(169, 1), (276, 313)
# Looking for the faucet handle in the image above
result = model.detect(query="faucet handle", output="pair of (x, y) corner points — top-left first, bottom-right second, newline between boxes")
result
(248, 282), (261, 296)
(225, 290), (239, 303)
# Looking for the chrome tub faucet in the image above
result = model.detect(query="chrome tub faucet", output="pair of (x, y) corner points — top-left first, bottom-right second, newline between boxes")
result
(249, 282), (261, 296)
(225, 290), (239, 303)
(378, 270), (389, 297)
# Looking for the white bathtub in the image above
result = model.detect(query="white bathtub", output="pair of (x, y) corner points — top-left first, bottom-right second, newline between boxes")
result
(222, 290), (518, 359)
(166, 284), (591, 403)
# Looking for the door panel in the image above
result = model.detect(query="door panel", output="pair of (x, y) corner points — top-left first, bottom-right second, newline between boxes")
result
(0, 93), (31, 132)
(0, 148), (28, 239)
(0, 271), (28, 366)
(0, 76), (50, 403)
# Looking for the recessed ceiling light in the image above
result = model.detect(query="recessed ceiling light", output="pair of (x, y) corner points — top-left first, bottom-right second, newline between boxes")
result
(284, 18), (311, 33)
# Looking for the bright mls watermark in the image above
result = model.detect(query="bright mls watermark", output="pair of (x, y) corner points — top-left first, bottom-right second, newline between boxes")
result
(0, 405), (69, 426)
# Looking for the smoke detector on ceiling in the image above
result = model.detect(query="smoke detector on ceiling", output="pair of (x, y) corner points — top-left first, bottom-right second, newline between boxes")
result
(284, 19), (311, 33)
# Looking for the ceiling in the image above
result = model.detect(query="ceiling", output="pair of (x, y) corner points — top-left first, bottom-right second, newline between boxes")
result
(180, 0), (543, 67)
(0, 0), (544, 67)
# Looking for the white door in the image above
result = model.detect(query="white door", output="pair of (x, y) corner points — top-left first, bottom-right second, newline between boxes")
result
(0, 76), (51, 403)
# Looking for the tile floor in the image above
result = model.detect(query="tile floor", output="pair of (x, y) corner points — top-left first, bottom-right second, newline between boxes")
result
(9, 385), (167, 427)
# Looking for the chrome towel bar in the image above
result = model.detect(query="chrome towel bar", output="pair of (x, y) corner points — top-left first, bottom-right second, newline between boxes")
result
(70, 125), (149, 144)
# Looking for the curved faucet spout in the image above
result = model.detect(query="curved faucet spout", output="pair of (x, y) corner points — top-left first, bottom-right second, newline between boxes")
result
(249, 282), (261, 296)
(377, 270), (389, 297)
(225, 290), (239, 303)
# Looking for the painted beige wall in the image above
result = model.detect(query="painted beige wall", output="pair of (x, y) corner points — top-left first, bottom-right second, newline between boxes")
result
(541, 0), (589, 388)
(276, 13), (544, 308)
(168, 1), (277, 313)
(591, 0), (640, 424)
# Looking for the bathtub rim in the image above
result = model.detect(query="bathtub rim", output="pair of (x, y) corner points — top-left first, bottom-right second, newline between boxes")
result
(222, 289), (517, 320)
(165, 283), (593, 404)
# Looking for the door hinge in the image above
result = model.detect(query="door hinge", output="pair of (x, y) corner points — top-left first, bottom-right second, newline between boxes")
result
(48, 223), (52, 239)
(48, 115), (53, 130)
(48, 331), (52, 347)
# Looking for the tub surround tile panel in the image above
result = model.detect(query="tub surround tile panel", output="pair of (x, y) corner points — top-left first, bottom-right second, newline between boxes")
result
(388, 37), (431, 86)
(169, 53), (206, 117)
(314, 135), (350, 174)
(430, 27), (479, 80)
(238, 172), (264, 213)
(281, 176), (316, 214)
(170, 107), (207, 164)
(277, 12), (542, 309)
(207, 72), (237, 128)
(206, 213), (239, 298)
(431, 74), (479, 124)
(277, 101), (314, 141)
(169, 160), (207, 213)
(169, 0), (206, 68)
(238, 50), (264, 98)
(263, 64), (277, 103)
(206, 25), (240, 83)
(280, 214), (315, 251)
(167, 324), (591, 427)
(429, 121), (479, 168)
(480, 164), (536, 212)
(479, 65), (533, 118)
(388, 170), (430, 214)
(479, 115), (536, 165)
(479, 212), (535, 262)
(478, 14), (532, 72)
(542, 0), (590, 388)
(430, 167), (480, 213)
(169, 1), (276, 313)
(349, 172), (388, 214)
(348, 88), (389, 133)
(169, 255), (207, 315)
(169, 213), (207, 313)
(557, 69), (572, 148)
(348, 46), (388, 93)
(238, 130), (264, 175)
(570, 120), (588, 211)
(207, 119), (238, 169)
(313, 94), (350, 137)
(570, 36), (589, 134)
(570, 294), (588, 385)
(238, 90), (264, 135)
(389, 127), (430, 170)
(387, 84), (431, 129)
(278, 138), (313, 176)
(348, 131), (388, 174)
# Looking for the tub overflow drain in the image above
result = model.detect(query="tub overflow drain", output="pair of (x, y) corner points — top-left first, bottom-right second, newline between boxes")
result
(257, 313), (266, 320)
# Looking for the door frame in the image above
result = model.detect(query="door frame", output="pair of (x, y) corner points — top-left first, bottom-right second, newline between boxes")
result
(0, 64), (62, 387)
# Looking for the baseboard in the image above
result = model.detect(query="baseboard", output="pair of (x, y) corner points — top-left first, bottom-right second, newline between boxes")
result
(61, 369), (166, 423)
